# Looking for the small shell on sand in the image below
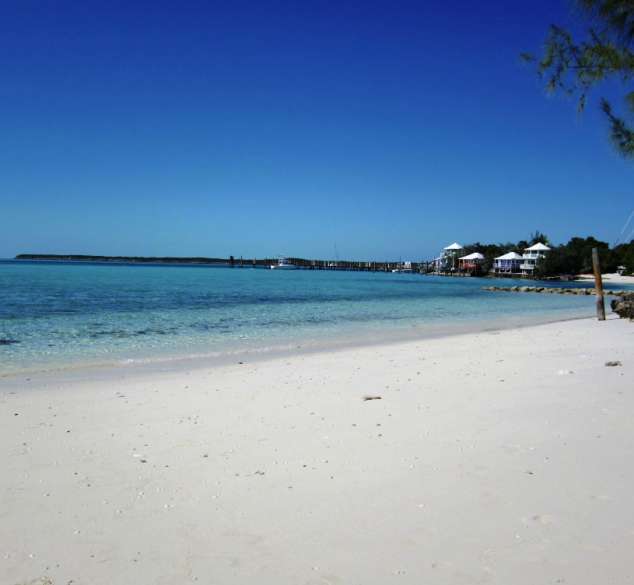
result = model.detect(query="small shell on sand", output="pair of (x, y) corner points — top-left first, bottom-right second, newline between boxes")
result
(362, 395), (382, 401)
(605, 361), (622, 367)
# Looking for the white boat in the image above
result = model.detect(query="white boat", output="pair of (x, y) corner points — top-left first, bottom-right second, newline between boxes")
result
(270, 255), (297, 270)
(392, 260), (412, 274)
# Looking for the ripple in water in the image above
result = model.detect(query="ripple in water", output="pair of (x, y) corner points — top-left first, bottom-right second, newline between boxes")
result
(1, 259), (628, 373)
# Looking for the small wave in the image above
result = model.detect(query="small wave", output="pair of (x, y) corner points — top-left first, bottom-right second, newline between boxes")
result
(118, 343), (300, 366)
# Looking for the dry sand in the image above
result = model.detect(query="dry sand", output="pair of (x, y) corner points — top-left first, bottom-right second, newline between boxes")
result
(577, 272), (634, 285)
(1, 316), (633, 585)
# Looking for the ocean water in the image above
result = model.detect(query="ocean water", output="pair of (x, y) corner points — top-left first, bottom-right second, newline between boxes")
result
(1, 259), (630, 374)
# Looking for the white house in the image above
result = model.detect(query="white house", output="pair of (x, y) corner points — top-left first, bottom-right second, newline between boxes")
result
(434, 243), (463, 270)
(493, 252), (523, 273)
(445, 242), (463, 253)
(520, 243), (551, 275)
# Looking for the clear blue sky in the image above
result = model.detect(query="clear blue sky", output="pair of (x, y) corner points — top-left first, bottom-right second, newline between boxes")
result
(1, 0), (632, 261)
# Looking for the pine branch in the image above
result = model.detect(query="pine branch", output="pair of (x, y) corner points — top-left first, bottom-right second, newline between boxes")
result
(524, 11), (634, 158)
(601, 97), (634, 157)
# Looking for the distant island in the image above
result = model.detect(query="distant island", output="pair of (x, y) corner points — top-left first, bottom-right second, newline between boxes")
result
(15, 254), (234, 264)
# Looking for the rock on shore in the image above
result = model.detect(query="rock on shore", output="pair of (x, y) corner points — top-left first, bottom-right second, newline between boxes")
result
(611, 293), (634, 321)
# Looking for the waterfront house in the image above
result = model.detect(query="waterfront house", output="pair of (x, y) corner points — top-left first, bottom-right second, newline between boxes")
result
(445, 242), (463, 253)
(493, 252), (523, 274)
(520, 243), (551, 275)
(458, 252), (484, 271)
(436, 243), (463, 270)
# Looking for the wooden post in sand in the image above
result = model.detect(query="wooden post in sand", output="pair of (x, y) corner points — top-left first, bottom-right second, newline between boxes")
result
(592, 247), (606, 321)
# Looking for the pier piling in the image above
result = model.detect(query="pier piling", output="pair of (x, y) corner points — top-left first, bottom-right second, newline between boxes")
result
(592, 247), (606, 321)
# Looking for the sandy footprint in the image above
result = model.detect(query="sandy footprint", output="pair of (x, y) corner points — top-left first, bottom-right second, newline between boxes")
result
(480, 538), (546, 568)
(431, 561), (454, 570)
(577, 543), (604, 553)
(312, 576), (342, 585)
(485, 491), (512, 507)
(223, 530), (267, 547)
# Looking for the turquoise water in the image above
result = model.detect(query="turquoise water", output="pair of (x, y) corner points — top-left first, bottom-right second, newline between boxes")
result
(1, 259), (629, 374)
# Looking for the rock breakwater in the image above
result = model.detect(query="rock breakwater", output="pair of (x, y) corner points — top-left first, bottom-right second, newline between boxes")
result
(482, 286), (632, 296)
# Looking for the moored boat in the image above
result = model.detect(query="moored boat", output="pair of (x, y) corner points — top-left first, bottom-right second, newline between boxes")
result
(270, 255), (297, 270)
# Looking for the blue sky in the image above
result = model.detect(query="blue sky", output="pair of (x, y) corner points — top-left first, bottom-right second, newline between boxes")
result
(1, 0), (632, 261)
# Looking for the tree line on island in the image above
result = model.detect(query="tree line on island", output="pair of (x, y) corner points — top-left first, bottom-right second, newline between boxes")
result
(460, 232), (634, 278)
(14, 254), (234, 265)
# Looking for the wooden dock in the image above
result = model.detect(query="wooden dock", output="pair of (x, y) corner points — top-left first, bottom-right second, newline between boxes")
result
(228, 256), (447, 274)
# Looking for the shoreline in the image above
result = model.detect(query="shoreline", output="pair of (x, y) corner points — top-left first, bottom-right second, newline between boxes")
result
(1, 315), (632, 584)
(2, 307), (597, 381)
(4, 261), (633, 380)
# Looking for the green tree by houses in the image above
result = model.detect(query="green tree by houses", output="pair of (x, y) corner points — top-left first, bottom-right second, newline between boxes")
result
(532, 236), (634, 277)
(533, 236), (607, 277)
(529, 230), (551, 247)
(606, 238), (634, 272)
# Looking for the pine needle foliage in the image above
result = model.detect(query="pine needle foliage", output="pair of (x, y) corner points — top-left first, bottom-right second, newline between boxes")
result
(522, 0), (634, 159)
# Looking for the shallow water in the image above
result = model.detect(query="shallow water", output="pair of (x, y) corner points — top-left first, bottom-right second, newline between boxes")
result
(1, 259), (629, 374)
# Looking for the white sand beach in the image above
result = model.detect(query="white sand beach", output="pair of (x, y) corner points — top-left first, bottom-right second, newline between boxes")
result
(577, 272), (634, 285)
(1, 315), (633, 585)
